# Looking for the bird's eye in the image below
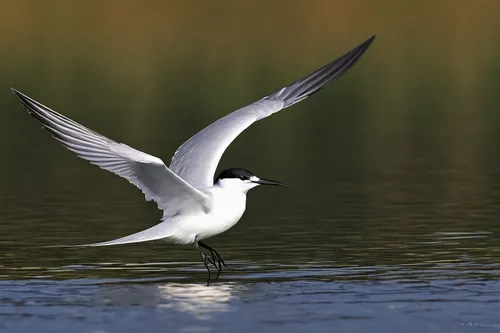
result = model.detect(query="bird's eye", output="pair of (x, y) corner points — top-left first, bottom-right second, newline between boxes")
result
(240, 175), (245, 180)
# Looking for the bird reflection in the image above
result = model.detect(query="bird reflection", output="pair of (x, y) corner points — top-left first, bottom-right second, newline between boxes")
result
(156, 282), (242, 319)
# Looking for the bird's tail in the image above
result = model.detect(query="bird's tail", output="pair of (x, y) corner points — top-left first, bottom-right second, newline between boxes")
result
(75, 221), (174, 247)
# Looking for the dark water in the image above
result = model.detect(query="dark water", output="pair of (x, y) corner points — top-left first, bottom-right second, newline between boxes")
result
(1, 89), (500, 333)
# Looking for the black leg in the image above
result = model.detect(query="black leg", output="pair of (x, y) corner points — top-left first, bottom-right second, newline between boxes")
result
(209, 248), (222, 272)
(210, 247), (228, 269)
(199, 241), (227, 269)
(198, 241), (227, 281)
(195, 242), (212, 286)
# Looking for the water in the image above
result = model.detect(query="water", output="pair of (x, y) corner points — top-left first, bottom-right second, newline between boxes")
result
(1, 106), (500, 332)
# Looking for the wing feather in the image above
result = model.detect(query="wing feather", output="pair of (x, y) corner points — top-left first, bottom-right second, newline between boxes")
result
(11, 89), (209, 217)
(169, 35), (375, 188)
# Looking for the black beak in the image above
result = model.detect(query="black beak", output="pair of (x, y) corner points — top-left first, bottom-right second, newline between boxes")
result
(254, 178), (287, 187)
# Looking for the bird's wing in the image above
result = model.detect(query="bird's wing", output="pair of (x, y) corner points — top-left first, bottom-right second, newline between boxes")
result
(169, 35), (375, 188)
(11, 89), (210, 217)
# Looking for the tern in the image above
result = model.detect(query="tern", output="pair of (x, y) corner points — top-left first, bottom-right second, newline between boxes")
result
(11, 35), (375, 285)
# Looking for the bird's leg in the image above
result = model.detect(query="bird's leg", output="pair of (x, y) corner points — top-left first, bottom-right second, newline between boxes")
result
(195, 241), (212, 286)
(199, 242), (221, 270)
(210, 247), (228, 269)
(201, 253), (211, 286)
(198, 241), (227, 281)
(208, 248), (221, 271)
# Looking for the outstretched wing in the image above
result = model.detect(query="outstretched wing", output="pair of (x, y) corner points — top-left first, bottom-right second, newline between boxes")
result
(169, 35), (375, 188)
(11, 89), (209, 217)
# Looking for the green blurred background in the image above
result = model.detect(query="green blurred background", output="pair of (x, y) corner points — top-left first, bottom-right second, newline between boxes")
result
(2, 0), (500, 277)
(2, 0), (500, 191)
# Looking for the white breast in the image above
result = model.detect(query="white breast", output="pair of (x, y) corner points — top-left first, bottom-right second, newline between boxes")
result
(201, 187), (247, 239)
(166, 187), (247, 244)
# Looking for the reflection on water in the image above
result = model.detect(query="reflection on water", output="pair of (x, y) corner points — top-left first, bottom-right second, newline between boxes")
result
(1, 265), (500, 333)
(157, 283), (241, 319)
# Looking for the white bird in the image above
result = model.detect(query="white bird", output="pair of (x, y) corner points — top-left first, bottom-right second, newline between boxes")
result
(11, 35), (375, 285)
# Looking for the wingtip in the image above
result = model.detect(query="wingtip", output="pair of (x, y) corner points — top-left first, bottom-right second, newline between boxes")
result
(10, 87), (25, 100)
(351, 34), (376, 57)
(362, 34), (376, 48)
(10, 88), (40, 109)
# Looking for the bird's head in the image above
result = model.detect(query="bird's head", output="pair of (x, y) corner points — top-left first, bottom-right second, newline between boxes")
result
(214, 168), (286, 193)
